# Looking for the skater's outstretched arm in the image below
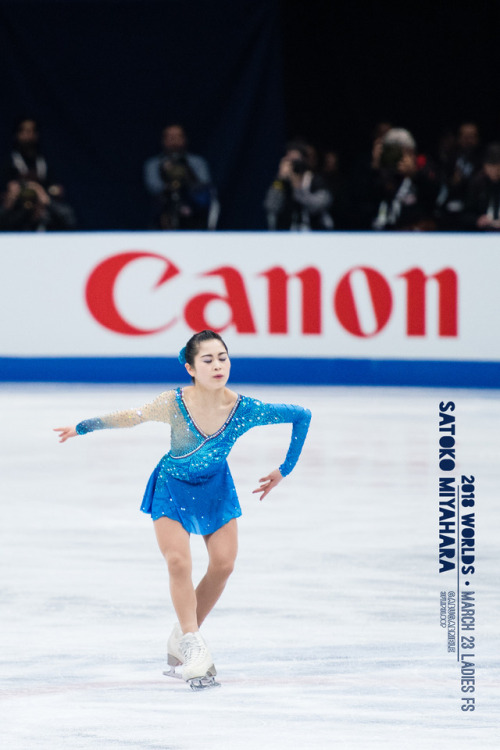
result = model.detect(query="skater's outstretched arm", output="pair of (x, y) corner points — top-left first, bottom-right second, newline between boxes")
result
(54, 390), (176, 441)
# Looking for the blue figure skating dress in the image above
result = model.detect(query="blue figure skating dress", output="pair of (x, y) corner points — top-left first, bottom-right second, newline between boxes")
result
(76, 388), (311, 535)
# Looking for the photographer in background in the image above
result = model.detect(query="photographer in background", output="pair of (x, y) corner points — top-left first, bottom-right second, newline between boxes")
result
(462, 143), (500, 231)
(264, 142), (333, 230)
(1, 118), (77, 231)
(363, 128), (439, 231)
(0, 179), (76, 231)
(435, 123), (482, 230)
(143, 124), (217, 230)
(4, 118), (53, 188)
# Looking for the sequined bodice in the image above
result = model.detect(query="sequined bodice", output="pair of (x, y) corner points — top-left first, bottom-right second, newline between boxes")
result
(175, 388), (242, 457)
(76, 387), (311, 479)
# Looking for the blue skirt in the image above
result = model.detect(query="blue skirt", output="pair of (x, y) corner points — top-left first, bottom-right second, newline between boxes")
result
(140, 459), (242, 535)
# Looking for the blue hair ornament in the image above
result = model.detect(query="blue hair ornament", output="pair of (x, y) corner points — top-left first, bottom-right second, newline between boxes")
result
(178, 346), (187, 365)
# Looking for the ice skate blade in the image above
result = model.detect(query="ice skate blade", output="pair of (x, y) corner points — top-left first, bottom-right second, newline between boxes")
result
(188, 675), (221, 691)
(167, 653), (182, 668)
(163, 666), (183, 680)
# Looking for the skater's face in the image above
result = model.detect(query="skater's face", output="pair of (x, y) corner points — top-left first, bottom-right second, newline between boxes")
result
(186, 340), (230, 388)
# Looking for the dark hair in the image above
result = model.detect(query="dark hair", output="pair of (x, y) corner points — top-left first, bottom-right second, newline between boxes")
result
(13, 117), (39, 134)
(285, 140), (309, 161)
(163, 122), (186, 133)
(184, 330), (228, 367)
(484, 142), (500, 166)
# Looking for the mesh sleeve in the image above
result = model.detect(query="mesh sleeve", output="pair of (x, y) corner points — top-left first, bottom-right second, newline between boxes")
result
(75, 390), (175, 435)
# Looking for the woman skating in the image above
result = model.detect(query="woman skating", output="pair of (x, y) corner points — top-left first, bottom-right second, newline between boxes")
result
(55, 330), (311, 690)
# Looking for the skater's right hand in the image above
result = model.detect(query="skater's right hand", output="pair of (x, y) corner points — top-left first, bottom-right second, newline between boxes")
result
(53, 426), (78, 443)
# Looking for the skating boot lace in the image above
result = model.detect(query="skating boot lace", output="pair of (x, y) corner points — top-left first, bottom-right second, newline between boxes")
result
(181, 633), (203, 664)
(180, 632), (219, 689)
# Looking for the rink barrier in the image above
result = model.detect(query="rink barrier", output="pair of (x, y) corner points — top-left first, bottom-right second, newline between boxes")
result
(1, 357), (499, 388)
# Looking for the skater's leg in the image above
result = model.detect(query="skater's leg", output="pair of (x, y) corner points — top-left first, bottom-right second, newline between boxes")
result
(196, 518), (238, 626)
(154, 516), (198, 634)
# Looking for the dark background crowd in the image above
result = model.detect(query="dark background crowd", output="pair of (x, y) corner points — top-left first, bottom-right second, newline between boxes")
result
(1, 0), (499, 233)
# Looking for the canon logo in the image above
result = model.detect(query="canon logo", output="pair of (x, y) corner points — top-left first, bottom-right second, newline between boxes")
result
(85, 251), (458, 338)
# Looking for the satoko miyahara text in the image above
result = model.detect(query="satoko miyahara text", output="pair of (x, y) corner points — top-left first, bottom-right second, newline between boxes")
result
(437, 402), (478, 712)
(438, 401), (476, 579)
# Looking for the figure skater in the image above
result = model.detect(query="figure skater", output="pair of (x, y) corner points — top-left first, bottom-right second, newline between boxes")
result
(54, 330), (311, 690)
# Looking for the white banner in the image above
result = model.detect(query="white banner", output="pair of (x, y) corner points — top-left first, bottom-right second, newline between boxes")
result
(1, 231), (498, 361)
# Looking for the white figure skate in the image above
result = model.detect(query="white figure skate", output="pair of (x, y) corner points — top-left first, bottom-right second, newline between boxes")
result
(163, 623), (184, 680)
(180, 631), (220, 691)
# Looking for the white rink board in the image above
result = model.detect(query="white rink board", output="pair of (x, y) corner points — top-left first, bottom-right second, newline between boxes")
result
(0, 231), (499, 362)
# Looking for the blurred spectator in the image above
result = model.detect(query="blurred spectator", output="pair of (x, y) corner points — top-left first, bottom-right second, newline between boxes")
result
(369, 121), (394, 172)
(3, 118), (53, 187)
(462, 143), (500, 231)
(320, 149), (342, 225)
(338, 121), (392, 228)
(436, 122), (482, 229)
(264, 141), (333, 230)
(349, 128), (439, 231)
(143, 124), (217, 230)
(320, 150), (341, 194)
(1, 118), (76, 231)
(0, 180), (76, 231)
(303, 142), (319, 172)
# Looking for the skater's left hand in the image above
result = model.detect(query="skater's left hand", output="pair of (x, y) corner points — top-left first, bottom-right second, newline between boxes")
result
(252, 469), (283, 501)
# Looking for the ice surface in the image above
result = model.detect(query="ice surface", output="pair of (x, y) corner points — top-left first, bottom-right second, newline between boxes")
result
(1, 384), (499, 749)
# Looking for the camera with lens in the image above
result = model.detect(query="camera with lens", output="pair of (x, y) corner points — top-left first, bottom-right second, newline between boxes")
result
(291, 158), (307, 176)
(17, 184), (39, 211)
(160, 153), (190, 191)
